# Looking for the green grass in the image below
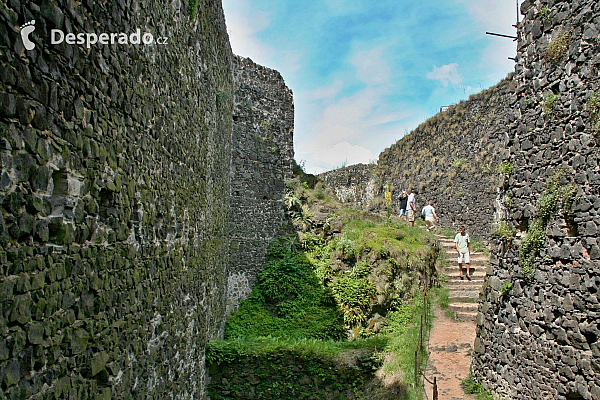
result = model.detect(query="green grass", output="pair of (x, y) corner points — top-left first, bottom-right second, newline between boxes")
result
(378, 292), (431, 400)
(471, 238), (490, 256)
(461, 373), (494, 400)
(218, 173), (439, 398)
(445, 310), (461, 321)
(207, 335), (386, 366)
(437, 287), (449, 309)
(438, 228), (456, 238)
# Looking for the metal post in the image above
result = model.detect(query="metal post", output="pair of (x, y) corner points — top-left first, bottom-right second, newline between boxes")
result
(423, 293), (427, 327)
(414, 350), (419, 387)
(433, 377), (438, 400)
(419, 314), (424, 350)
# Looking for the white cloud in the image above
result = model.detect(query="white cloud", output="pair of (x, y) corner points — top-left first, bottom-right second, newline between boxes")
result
(307, 79), (345, 100)
(457, 0), (518, 34)
(481, 37), (517, 80)
(298, 142), (376, 174)
(350, 46), (391, 85)
(307, 86), (413, 149)
(222, 0), (304, 82)
(427, 63), (463, 87)
(222, 0), (272, 62)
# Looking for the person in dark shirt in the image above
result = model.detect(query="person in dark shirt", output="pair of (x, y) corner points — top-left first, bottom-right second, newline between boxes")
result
(397, 190), (408, 221)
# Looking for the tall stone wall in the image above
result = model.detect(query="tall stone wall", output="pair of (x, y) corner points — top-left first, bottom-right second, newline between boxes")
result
(0, 1), (232, 398)
(319, 163), (378, 210)
(227, 56), (294, 314)
(321, 79), (515, 242)
(473, 0), (600, 399)
(378, 78), (516, 241)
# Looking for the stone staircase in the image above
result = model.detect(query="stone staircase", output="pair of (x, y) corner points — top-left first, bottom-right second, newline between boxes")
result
(436, 235), (487, 322)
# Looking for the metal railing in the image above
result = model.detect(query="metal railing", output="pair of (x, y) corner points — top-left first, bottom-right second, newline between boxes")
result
(416, 265), (439, 400)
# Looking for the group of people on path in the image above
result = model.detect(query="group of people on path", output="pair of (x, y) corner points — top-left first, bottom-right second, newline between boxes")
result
(396, 190), (472, 280)
(396, 189), (439, 230)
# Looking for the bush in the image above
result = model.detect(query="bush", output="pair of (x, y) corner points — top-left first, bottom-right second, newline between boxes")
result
(545, 30), (571, 64)
(330, 276), (377, 326)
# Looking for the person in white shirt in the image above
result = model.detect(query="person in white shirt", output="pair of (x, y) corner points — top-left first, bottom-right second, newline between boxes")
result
(454, 226), (471, 280)
(421, 200), (439, 231)
(407, 189), (418, 227)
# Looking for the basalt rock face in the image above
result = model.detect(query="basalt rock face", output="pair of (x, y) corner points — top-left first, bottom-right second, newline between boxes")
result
(472, 1), (600, 399)
(0, 1), (233, 398)
(227, 56), (294, 314)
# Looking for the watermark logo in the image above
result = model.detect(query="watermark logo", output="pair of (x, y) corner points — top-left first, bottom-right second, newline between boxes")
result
(18, 19), (168, 51)
(51, 29), (168, 49)
(20, 20), (36, 50)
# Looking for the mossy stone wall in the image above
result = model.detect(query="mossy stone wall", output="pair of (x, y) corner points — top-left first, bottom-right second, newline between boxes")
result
(0, 0), (232, 398)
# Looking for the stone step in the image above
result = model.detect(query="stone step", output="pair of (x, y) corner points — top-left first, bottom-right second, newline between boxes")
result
(454, 311), (478, 322)
(442, 270), (485, 278)
(446, 281), (484, 291)
(441, 252), (488, 261)
(445, 271), (485, 280)
(442, 262), (486, 271)
(448, 302), (479, 313)
(449, 290), (480, 300)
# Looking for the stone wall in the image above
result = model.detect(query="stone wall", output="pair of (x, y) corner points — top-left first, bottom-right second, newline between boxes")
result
(473, 0), (600, 399)
(0, 1), (232, 398)
(319, 163), (377, 210)
(227, 56), (294, 314)
(321, 79), (515, 242)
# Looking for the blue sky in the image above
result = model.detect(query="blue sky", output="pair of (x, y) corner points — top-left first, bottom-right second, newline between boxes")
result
(222, 0), (518, 174)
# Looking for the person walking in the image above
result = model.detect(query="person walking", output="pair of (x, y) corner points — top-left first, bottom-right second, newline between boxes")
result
(454, 226), (471, 280)
(421, 200), (439, 231)
(407, 189), (418, 227)
(397, 190), (408, 221)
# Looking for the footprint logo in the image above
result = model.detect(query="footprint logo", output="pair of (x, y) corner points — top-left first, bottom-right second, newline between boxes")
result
(20, 20), (36, 51)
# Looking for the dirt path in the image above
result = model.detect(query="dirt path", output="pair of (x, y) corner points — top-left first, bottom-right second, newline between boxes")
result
(423, 306), (477, 400)
(422, 235), (487, 399)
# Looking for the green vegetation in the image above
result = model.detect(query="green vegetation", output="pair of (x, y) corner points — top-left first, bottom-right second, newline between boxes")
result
(208, 172), (441, 399)
(461, 373), (494, 400)
(378, 292), (431, 399)
(208, 293), (431, 399)
(588, 92), (600, 137)
(538, 6), (551, 22)
(498, 162), (513, 178)
(224, 236), (346, 340)
(520, 169), (577, 280)
(492, 220), (517, 240)
(189, 0), (198, 20)
(545, 30), (571, 64)
(451, 157), (468, 169)
(544, 93), (561, 117)
(438, 287), (449, 309)
(500, 282), (512, 297)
